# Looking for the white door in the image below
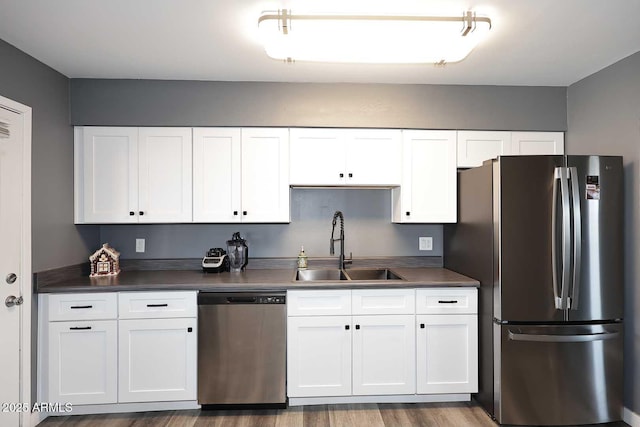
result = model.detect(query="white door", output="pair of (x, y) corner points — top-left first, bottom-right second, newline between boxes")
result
(345, 129), (402, 186)
(416, 314), (478, 394)
(119, 317), (197, 403)
(352, 315), (416, 395)
(77, 127), (139, 223)
(192, 128), (242, 222)
(287, 316), (352, 397)
(289, 128), (345, 185)
(138, 127), (193, 223)
(0, 100), (30, 427)
(511, 131), (565, 155)
(457, 130), (512, 168)
(241, 128), (290, 222)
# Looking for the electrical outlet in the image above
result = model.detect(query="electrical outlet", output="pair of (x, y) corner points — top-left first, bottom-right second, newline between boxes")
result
(419, 237), (433, 251)
(135, 238), (145, 253)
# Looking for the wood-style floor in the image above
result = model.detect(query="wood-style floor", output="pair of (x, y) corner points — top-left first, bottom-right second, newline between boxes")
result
(37, 402), (630, 427)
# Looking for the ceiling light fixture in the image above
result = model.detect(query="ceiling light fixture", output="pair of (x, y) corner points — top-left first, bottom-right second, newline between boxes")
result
(257, 10), (491, 64)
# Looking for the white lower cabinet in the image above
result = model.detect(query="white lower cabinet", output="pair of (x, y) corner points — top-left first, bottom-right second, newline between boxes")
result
(41, 291), (197, 412)
(352, 315), (416, 395)
(287, 315), (352, 397)
(48, 320), (118, 405)
(119, 317), (197, 403)
(287, 288), (477, 403)
(416, 314), (478, 394)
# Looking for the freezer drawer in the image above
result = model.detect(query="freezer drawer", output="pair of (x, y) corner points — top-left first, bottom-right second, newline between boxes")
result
(495, 323), (622, 426)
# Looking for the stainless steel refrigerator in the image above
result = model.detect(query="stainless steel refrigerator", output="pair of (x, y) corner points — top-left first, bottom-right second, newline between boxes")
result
(444, 155), (623, 426)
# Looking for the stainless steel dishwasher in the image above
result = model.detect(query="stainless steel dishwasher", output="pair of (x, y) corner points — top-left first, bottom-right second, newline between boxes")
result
(197, 292), (286, 409)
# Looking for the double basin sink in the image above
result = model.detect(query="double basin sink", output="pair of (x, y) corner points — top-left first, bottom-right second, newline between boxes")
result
(295, 268), (405, 282)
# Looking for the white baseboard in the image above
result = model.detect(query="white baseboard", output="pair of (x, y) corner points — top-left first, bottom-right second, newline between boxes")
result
(624, 407), (640, 427)
(289, 393), (470, 407)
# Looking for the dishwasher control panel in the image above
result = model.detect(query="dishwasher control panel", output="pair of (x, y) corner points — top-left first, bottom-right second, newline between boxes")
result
(257, 295), (286, 304)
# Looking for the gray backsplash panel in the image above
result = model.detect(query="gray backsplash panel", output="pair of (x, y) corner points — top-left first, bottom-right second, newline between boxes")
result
(99, 188), (443, 259)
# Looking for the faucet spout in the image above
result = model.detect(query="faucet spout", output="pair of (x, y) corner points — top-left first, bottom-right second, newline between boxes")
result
(330, 211), (351, 270)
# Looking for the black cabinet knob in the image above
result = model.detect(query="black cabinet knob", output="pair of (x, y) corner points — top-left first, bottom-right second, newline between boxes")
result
(129, 211), (135, 216)
(139, 211), (144, 216)
(243, 211), (247, 216)
(348, 173), (353, 178)
(420, 323), (425, 329)
(233, 211), (238, 216)
(355, 324), (360, 330)
(339, 173), (344, 178)
(406, 211), (411, 216)
(345, 325), (350, 330)
(187, 327), (193, 333)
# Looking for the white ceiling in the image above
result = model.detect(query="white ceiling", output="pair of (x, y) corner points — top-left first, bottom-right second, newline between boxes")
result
(1, 0), (639, 86)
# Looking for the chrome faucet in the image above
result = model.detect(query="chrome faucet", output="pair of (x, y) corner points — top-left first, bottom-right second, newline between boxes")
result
(330, 211), (352, 270)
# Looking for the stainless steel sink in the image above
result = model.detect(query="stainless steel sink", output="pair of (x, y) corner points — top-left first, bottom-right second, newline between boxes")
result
(345, 268), (405, 281)
(295, 269), (349, 281)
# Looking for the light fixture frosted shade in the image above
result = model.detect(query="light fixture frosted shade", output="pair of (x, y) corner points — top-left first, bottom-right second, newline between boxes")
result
(258, 11), (491, 64)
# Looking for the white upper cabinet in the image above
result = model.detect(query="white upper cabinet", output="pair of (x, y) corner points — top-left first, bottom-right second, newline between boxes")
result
(75, 127), (192, 223)
(75, 127), (138, 223)
(457, 131), (565, 168)
(289, 128), (401, 186)
(192, 128), (242, 222)
(393, 130), (457, 223)
(457, 131), (512, 168)
(511, 131), (564, 155)
(240, 128), (290, 223)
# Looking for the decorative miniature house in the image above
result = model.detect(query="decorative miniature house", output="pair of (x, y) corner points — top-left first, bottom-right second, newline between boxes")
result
(89, 243), (121, 277)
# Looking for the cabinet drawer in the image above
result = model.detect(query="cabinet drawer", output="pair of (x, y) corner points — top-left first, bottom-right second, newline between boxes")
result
(416, 288), (477, 314)
(47, 293), (118, 321)
(352, 289), (415, 315)
(287, 290), (351, 316)
(118, 291), (197, 319)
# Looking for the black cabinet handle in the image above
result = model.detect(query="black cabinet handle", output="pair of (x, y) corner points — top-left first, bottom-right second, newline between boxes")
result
(355, 324), (360, 330)
(139, 211), (144, 216)
(243, 211), (247, 216)
(70, 326), (92, 330)
(129, 211), (135, 216)
(70, 305), (93, 309)
(187, 327), (193, 333)
(147, 303), (168, 307)
(438, 300), (459, 304)
(339, 173), (344, 178)
(233, 211), (238, 216)
(348, 173), (353, 178)
(420, 323), (425, 329)
(345, 325), (350, 330)
(406, 211), (411, 216)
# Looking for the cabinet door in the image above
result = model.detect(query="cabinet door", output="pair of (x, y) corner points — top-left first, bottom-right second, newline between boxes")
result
(76, 127), (138, 223)
(193, 128), (241, 222)
(457, 131), (512, 168)
(352, 315), (416, 395)
(289, 128), (345, 185)
(345, 130), (402, 185)
(393, 130), (457, 223)
(416, 314), (478, 394)
(511, 132), (564, 155)
(119, 318), (197, 403)
(48, 320), (118, 405)
(138, 127), (192, 222)
(241, 128), (290, 222)
(287, 316), (352, 397)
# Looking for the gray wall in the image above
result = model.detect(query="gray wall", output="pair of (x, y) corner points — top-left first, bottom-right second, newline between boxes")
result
(70, 79), (567, 131)
(0, 39), (99, 272)
(72, 78), (567, 260)
(567, 51), (640, 413)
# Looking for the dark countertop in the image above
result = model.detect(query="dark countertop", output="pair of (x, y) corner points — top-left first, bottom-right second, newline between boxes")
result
(36, 267), (479, 293)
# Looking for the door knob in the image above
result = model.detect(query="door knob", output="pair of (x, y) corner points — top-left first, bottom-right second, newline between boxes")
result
(5, 295), (23, 308)
(6, 273), (17, 284)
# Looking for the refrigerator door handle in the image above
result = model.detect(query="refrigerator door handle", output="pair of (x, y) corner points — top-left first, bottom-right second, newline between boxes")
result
(553, 167), (571, 310)
(508, 329), (620, 343)
(568, 166), (582, 310)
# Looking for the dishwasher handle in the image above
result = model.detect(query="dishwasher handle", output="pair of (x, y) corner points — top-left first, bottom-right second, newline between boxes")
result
(198, 292), (286, 305)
